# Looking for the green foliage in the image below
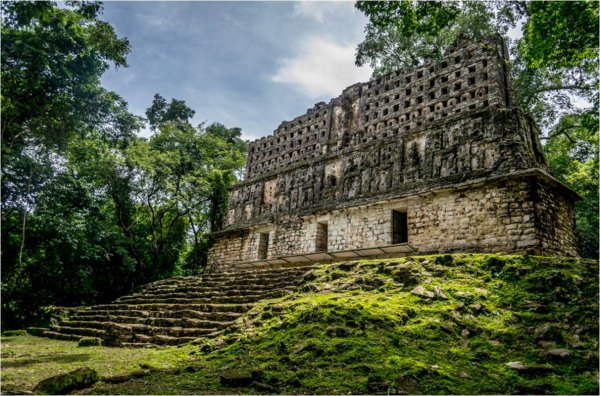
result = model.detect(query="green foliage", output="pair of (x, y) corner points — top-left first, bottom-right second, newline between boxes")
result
(1, 0), (132, 155)
(1, 1), (140, 329)
(520, 1), (599, 71)
(145, 93), (196, 131)
(1, 2), (248, 330)
(78, 337), (103, 347)
(1, 330), (27, 337)
(355, 0), (515, 75)
(128, 101), (248, 277)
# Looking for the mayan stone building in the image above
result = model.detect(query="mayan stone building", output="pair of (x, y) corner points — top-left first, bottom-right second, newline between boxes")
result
(207, 35), (578, 271)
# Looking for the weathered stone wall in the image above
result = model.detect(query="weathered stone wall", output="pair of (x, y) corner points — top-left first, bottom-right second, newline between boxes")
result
(223, 35), (546, 232)
(207, 174), (578, 269)
(532, 179), (578, 257)
(225, 107), (546, 231)
(244, 35), (512, 181)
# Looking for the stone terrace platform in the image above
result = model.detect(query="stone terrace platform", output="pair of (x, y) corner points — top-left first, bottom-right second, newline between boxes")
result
(220, 242), (416, 272)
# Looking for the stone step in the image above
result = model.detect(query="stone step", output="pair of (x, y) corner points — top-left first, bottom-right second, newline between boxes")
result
(211, 266), (312, 276)
(206, 267), (309, 278)
(141, 283), (298, 296)
(143, 334), (198, 345)
(115, 292), (287, 306)
(41, 330), (83, 341)
(101, 322), (218, 338)
(73, 309), (242, 322)
(105, 332), (194, 346)
(134, 268), (308, 291)
(119, 342), (158, 348)
(64, 316), (233, 329)
(121, 286), (297, 301)
(50, 325), (107, 338)
(90, 303), (253, 313)
(207, 266), (309, 276)
(137, 277), (199, 289)
(202, 272), (308, 283)
(33, 264), (310, 347)
(145, 278), (301, 292)
(201, 274), (306, 284)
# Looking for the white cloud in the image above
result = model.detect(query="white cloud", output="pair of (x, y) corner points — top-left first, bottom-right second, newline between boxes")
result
(271, 37), (372, 98)
(293, 1), (356, 24)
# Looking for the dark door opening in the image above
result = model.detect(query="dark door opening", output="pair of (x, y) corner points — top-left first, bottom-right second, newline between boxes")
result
(392, 211), (408, 244)
(258, 232), (269, 259)
(316, 222), (328, 252)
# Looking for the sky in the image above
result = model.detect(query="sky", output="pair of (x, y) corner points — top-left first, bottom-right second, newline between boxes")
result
(99, 1), (372, 140)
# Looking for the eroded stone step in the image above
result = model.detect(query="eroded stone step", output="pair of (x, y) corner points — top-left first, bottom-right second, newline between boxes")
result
(41, 330), (84, 341)
(50, 325), (107, 338)
(134, 268), (308, 292)
(74, 309), (242, 322)
(121, 286), (297, 301)
(207, 266), (310, 276)
(101, 322), (218, 338)
(141, 283), (298, 296)
(201, 273), (308, 284)
(119, 342), (157, 348)
(146, 279), (299, 292)
(117, 292), (287, 305)
(205, 268), (309, 279)
(138, 334), (198, 345)
(64, 317), (233, 329)
(32, 265), (312, 347)
(90, 303), (253, 313)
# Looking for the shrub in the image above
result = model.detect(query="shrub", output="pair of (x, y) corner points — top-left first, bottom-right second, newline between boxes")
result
(78, 337), (102, 347)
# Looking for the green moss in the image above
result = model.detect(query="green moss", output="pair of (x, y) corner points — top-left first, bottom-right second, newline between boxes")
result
(2, 330), (27, 337)
(78, 337), (103, 347)
(2, 255), (598, 395)
(33, 367), (99, 395)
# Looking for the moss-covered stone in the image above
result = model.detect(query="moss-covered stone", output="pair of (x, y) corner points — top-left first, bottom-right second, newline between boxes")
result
(2, 330), (27, 337)
(78, 337), (103, 347)
(3, 254), (598, 395)
(33, 367), (99, 394)
(181, 254), (598, 395)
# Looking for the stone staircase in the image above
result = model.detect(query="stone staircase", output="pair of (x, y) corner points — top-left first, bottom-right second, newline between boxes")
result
(28, 265), (312, 347)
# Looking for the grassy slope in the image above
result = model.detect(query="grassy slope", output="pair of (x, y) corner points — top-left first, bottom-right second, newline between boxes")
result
(2, 254), (598, 395)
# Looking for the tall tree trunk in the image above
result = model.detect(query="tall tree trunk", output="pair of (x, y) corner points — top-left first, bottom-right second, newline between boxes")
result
(18, 169), (33, 268)
(187, 213), (200, 275)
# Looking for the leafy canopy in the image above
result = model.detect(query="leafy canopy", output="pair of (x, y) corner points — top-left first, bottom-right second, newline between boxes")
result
(1, 0), (132, 154)
(1, 2), (249, 329)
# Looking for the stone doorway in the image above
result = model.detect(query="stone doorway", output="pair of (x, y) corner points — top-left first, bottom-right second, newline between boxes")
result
(315, 222), (328, 252)
(392, 210), (408, 244)
(258, 232), (269, 260)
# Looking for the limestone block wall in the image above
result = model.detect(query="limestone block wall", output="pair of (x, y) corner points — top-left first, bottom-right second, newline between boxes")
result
(533, 180), (578, 257)
(207, 174), (577, 270)
(224, 107), (546, 231)
(326, 205), (392, 251)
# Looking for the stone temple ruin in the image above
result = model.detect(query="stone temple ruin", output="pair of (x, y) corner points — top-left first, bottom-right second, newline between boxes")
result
(30, 36), (580, 347)
(208, 35), (579, 271)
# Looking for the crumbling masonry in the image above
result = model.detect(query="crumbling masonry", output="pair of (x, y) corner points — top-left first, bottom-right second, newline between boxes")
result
(208, 36), (578, 271)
